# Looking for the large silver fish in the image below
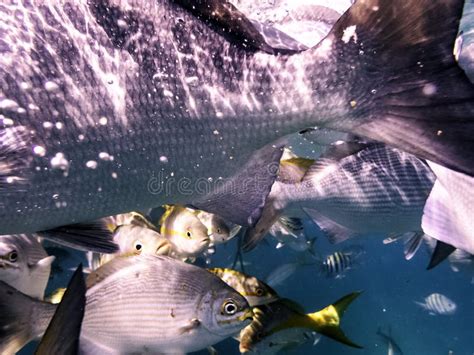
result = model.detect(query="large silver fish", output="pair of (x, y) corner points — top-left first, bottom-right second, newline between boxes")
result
(0, 234), (55, 300)
(0, 254), (253, 354)
(244, 142), (435, 250)
(0, 0), (473, 240)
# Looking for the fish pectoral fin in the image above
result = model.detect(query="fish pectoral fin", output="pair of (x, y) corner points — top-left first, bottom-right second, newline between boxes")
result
(36, 265), (86, 355)
(302, 208), (358, 244)
(403, 232), (424, 261)
(37, 219), (119, 254)
(178, 318), (201, 334)
(192, 143), (284, 227)
(31, 255), (56, 270)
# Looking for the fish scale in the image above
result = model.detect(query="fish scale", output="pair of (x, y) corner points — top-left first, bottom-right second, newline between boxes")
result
(0, 0), (472, 236)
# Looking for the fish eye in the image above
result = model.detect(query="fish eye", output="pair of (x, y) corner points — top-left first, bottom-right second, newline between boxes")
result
(8, 251), (18, 262)
(186, 231), (192, 238)
(222, 300), (238, 315)
(255, 287), (264, 297)
(216, 228), (221, 233)
(134, 241), (143, 253)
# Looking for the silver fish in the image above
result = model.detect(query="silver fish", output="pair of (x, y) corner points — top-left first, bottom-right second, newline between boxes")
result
(0, 0), (472, 241)
(415, 293), (457, 316)
(0, 234), (55, 300)
(196, 210), (241, 245)
(376, 327), (403, 355)
(244, 142), (435, 250)
(0, 254), (253, 354)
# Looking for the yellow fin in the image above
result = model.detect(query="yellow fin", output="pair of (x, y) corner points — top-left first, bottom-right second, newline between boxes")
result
(280, 157), (315, 170)
(307, 292), (363, 349)
(45, 288), (67, 304)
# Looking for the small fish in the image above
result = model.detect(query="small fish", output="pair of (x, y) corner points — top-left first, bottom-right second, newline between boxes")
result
(0, 254), (253, 354)
(377, 327), (403, 355)
(209, 268), (279, 306)
(238, 292), (363, 353)
(270, 216), (317, 254)
(36, 265), (86, 355)
(160, 205), (211, 259)
(196, 210), (241, 245)
(321, 248), (363, 279)
(415, 293), (457, 316)
(264, 259), (315, 288)
(244, 142), (435, 251)
(0, 234), (55, 300)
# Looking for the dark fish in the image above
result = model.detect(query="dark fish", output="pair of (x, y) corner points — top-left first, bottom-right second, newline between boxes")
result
(0, 0), (472, 245)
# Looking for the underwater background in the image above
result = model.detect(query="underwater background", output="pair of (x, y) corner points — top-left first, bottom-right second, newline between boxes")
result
(16, 0), (474, 354)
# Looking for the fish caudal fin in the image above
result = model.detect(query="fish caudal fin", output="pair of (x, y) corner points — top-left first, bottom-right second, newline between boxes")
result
(0, 281), (54, 353)
(308, 291), (363, 349)
(36, 265), (86, 355)
(38, 219), (119, 253)
(330, 0), (474, 176)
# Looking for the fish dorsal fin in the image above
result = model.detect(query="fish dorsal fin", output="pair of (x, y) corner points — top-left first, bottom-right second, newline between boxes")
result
(36, 265), (86, 355)
(427, 240), (456, 270)
(172, 0), (300, 54)
(85, 254), (148, 289)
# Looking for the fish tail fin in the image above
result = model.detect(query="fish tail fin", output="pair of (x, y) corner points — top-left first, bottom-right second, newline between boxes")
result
(0, 281), (54, 353)
(427, 240), (456, 270)
(326, 0), (474, 176)
(307, 291), (363, 349)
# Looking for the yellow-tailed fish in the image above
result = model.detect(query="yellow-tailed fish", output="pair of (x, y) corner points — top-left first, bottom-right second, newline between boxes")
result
(238, 292), (363, 354)
(209, 268), (279, 306)
(160, 205), (210, 259)
(0, 234), (55, 300)
(0, 254), (253, 354)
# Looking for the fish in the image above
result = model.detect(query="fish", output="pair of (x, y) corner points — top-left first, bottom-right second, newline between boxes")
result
(415, 293), (457, 316)
(35, 264), (86, 355)
(160, 205), (211, 259)
(422, 161), (474, 255)
(97, 218), (172, 267)
(238, 292), (363, 353)
(244, 142), (435, 251)
(209, 268), (279, 306)
(264, 258), (316, 288)
(0, 234), (55, 300)
(376, 327), (403, 355)
(196, 210), (241, 245)
(321, 248), (363, 279)
(270, 216), (317, 254)
(383, 232), (426, 261)
(0, 0), (472, 239)
(0, 254), (253, 354)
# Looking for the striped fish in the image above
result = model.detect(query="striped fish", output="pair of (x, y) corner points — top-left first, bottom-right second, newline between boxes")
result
(0, 254), (253, 354)
(244, 142), (435, 250)
(322, 249), (362, 279)
(0, 234), (55, 300)
(415, 293), (457, 316)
